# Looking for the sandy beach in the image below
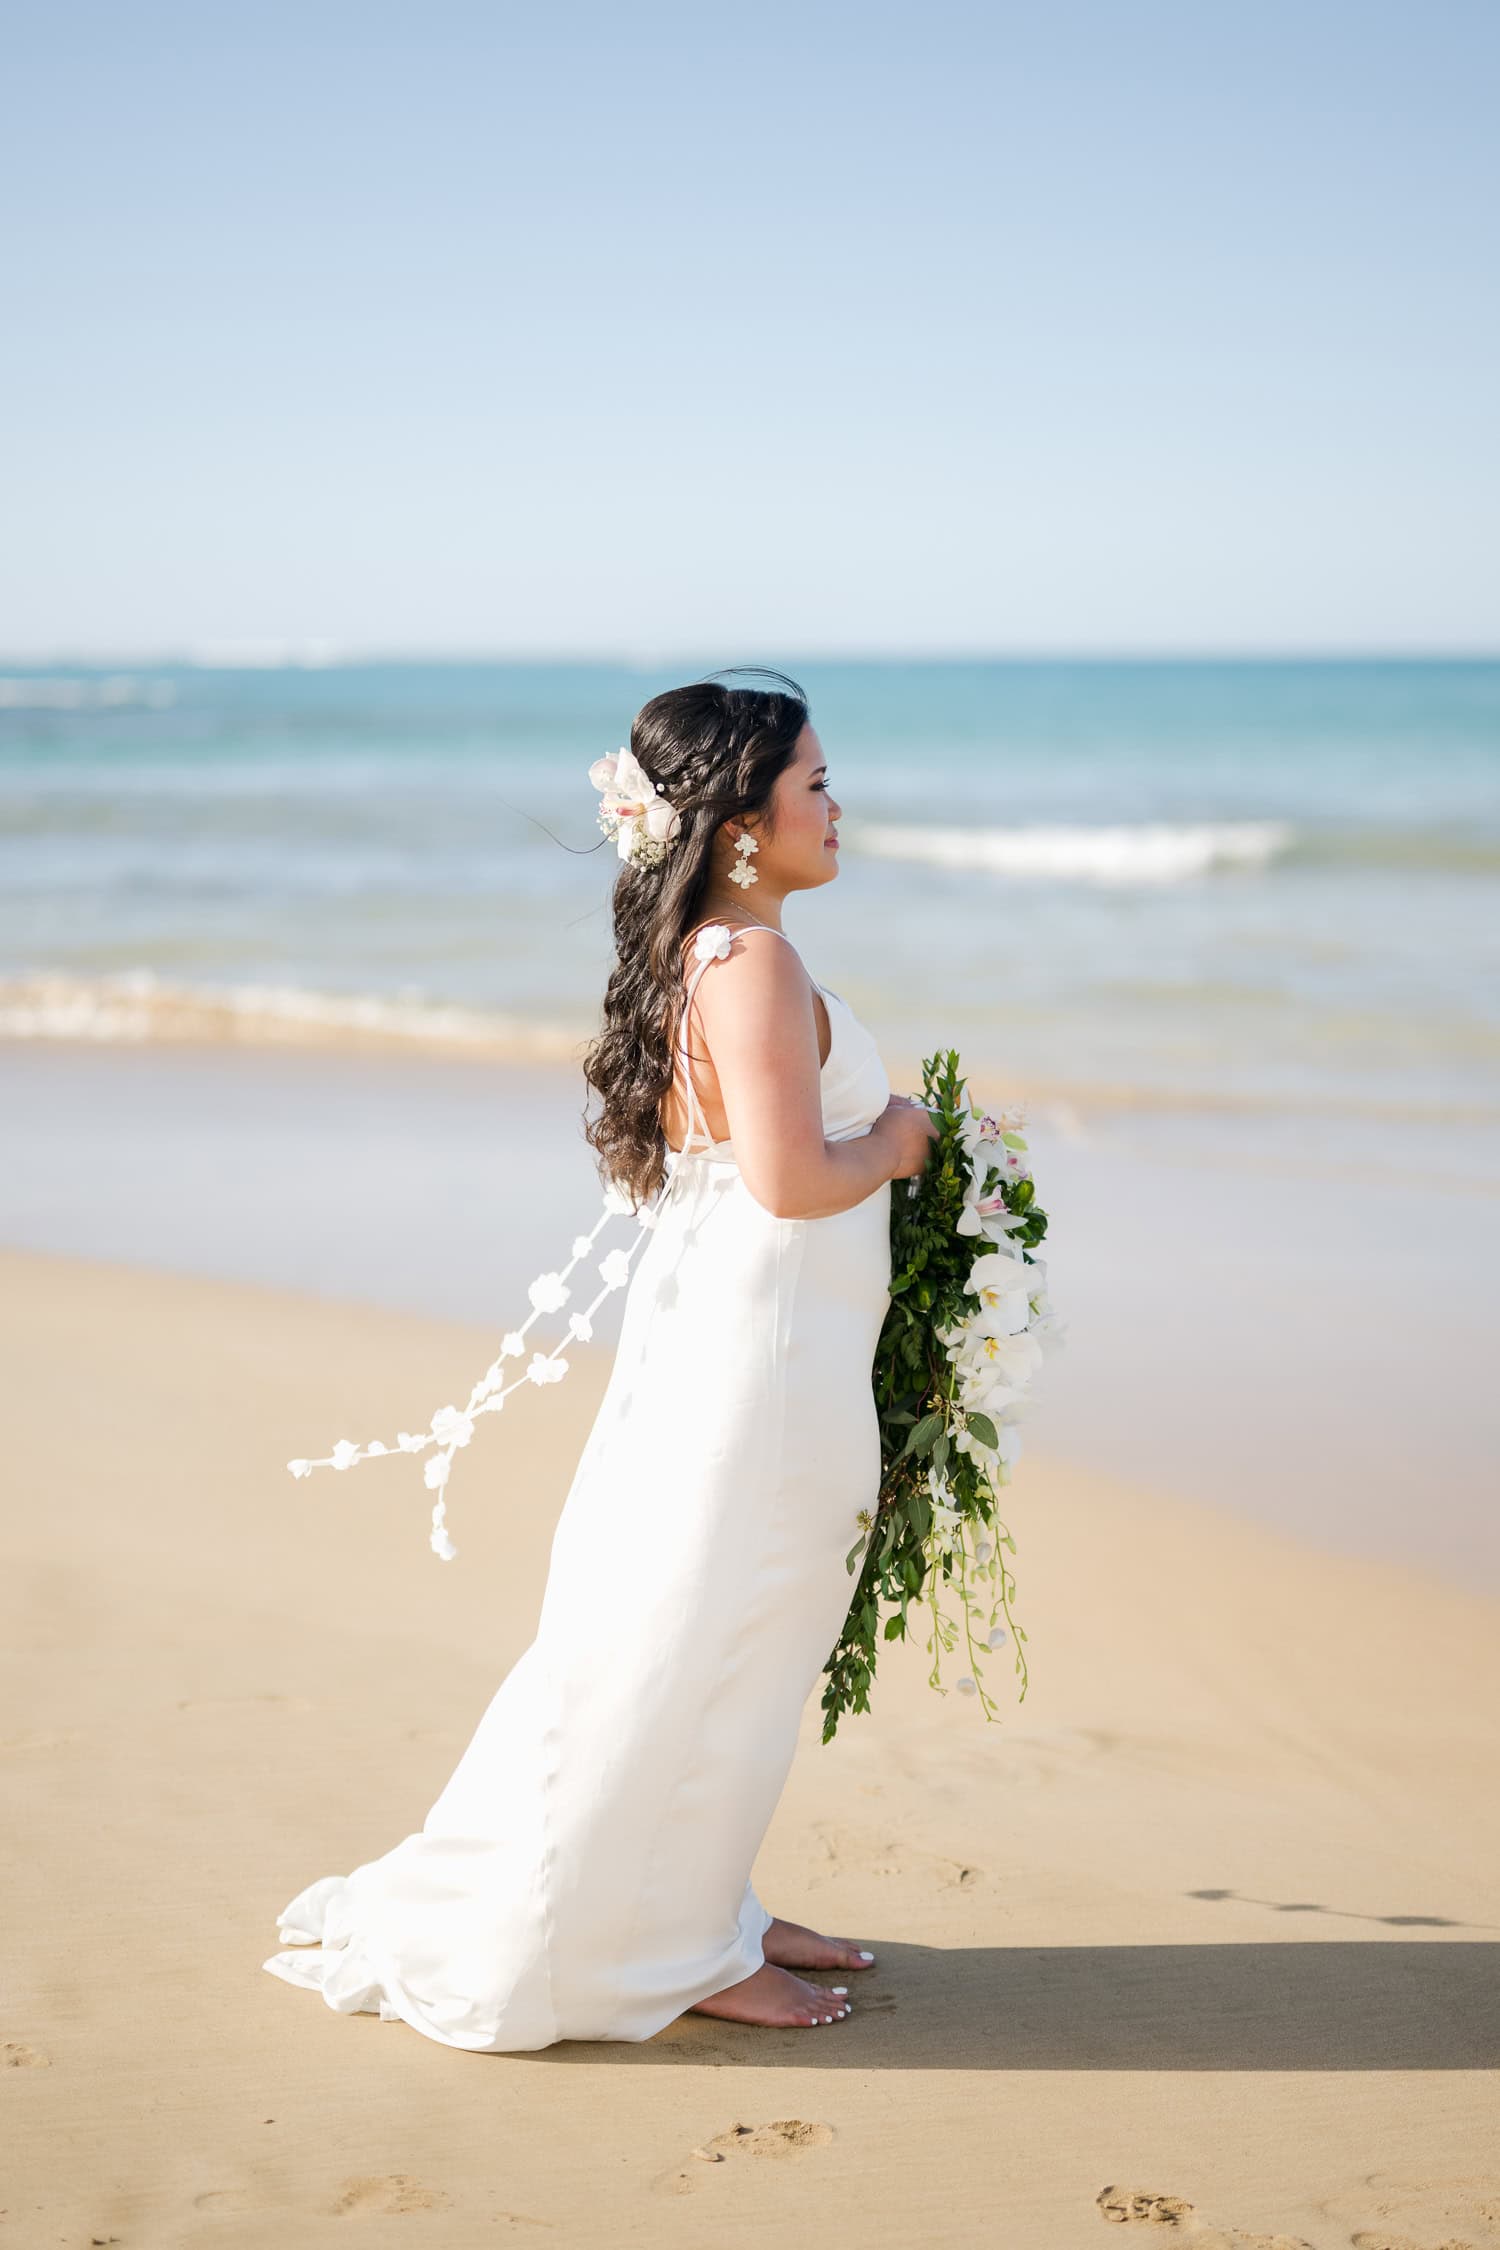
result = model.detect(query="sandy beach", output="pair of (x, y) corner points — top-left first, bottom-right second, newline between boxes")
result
(4, 1244), (1497, 2249)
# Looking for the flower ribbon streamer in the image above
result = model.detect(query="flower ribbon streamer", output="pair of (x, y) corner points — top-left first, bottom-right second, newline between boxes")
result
(286, 1177), (683, 1561)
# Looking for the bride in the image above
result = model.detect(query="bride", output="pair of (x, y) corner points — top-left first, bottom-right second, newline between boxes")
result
(263, 669), (938, 2050)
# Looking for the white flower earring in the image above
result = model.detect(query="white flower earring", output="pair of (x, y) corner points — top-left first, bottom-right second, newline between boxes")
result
(728, 828), (760, 887)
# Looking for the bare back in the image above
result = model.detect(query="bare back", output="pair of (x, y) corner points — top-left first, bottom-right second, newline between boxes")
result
(659, 921), (833, 1155)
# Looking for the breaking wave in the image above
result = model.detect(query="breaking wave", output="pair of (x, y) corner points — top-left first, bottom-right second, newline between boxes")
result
(847, 819), (1294, 883)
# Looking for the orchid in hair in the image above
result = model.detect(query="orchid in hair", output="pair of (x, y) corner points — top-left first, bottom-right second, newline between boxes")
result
(588, 745), (683, 868)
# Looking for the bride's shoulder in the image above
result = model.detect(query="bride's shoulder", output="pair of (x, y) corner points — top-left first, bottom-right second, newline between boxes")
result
(679, 919), (806, 982)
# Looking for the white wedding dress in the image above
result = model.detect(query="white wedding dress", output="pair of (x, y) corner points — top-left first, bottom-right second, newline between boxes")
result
(262, 921), (893, 2051)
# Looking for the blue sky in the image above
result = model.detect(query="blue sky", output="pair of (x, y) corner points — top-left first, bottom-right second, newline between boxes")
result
(3, 0), (1496, 656)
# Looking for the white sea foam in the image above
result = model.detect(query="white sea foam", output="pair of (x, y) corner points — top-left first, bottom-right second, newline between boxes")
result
(188, 640), (342, 669)
(0, 675), (176, 710)
(0, 970), (587, 1062)
(848, 818), (1294, 883)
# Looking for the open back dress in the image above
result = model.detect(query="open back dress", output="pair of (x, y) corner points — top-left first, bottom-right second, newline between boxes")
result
(262, 918), (893, 2050)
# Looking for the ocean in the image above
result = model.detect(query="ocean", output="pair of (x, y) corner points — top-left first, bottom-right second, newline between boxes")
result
(4, 655), (1497, 1586)
(3, 656), (1497, 1187)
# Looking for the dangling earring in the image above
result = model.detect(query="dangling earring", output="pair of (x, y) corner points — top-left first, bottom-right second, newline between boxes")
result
(728, 829), (760, 888)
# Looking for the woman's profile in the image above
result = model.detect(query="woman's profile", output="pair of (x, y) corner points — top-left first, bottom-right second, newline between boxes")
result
(263, 669), (938, 2049)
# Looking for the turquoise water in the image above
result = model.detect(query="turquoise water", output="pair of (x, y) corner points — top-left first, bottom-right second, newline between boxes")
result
(3, 658), (1497, 1179)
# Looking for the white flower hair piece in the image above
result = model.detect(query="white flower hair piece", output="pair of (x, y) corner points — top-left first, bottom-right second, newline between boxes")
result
(285, 1137), (705, 1560)
(588, 745), (683, 869)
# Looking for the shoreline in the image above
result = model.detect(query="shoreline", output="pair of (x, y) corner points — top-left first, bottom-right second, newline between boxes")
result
(6, 994), (1499, 1142)
(7, 1037), (1497, 1594)
(8, 1236), (1491, 1619)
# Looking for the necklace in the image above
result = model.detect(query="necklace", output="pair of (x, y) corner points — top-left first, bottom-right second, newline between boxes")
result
(695, 907), (784, 939)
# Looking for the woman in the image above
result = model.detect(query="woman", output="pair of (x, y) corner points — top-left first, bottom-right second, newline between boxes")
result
(263, 670), (938, 2049)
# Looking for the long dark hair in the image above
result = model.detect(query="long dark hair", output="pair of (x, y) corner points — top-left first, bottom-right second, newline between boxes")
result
(581, 667), (810, 1208)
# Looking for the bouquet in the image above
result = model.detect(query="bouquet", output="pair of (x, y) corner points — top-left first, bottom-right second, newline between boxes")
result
(285, 1049), (1059, 1747)
(819, 1051), (1060, 1742)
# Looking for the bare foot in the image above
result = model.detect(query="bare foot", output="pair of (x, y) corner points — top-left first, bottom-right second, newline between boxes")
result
(761, 1916), (877, 1975)
(689, 1962), (851, 2028)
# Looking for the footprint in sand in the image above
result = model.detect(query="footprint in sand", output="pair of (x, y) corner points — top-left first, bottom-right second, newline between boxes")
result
(1351, 2236), (1480, 2250)
(1317, 2168), (1500, 2250)
(4, 2041), (50, 2068)
(656, 2118), (834, 2195)
(333, 2174), (451, 2216)
(193, 2189), (261, 2214)
(1095, 2185), (1315, 2248)
(1098, 2188), (1197, 2229)
(811, 1819), (985, 1893)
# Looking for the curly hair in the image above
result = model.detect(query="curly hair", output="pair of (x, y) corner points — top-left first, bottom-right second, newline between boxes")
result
(580, 667), (810, 1210)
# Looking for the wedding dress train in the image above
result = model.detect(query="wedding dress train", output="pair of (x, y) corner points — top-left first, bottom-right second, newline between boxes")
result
(262, 922), (893, 2050)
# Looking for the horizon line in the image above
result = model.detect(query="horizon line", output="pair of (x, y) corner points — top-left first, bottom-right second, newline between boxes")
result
(2, 644), (1498, 670)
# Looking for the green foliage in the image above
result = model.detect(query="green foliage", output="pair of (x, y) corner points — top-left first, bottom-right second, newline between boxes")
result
(819, 1050), (1048, 1743)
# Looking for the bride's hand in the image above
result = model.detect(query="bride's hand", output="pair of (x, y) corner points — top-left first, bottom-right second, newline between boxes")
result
(877, 1093), (940, 1180)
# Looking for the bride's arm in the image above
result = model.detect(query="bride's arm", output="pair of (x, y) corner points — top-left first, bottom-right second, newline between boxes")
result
(689, 928), (912, 1220)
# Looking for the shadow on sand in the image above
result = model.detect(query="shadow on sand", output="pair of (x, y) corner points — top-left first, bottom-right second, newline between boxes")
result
(535, 1940), (1500, 2069)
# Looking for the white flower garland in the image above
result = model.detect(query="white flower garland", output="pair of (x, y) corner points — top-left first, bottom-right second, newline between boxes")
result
(924, 1112), (1060, 1708)
(286, 1178), (669, 1561)
(287, 922), (735, 1560)
(819, 1087), (1064, 1736)
(931, 1125), (1061, 1701)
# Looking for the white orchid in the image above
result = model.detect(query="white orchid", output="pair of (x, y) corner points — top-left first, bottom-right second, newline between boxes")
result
(330, 1439), (360, 1471)
(967, 1250), (1037, 1337)
(693, 923), (735, 963)
(528, 1271), (570, 1314)
(929, 1503), (962, 1553)
(526, 1352), (568, 1386)
(955, 1194), (1029, 1239)
(968, 1118), (1032, 1180)
(423, 1454), (450, 1490)
(589, 744), (683, 863)
(955, 1329), (1044, 1389)
(926, 1464), (963, 1554)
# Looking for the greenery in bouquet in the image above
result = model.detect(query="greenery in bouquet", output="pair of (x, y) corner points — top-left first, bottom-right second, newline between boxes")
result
(820, 1051), (1058, 1742)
